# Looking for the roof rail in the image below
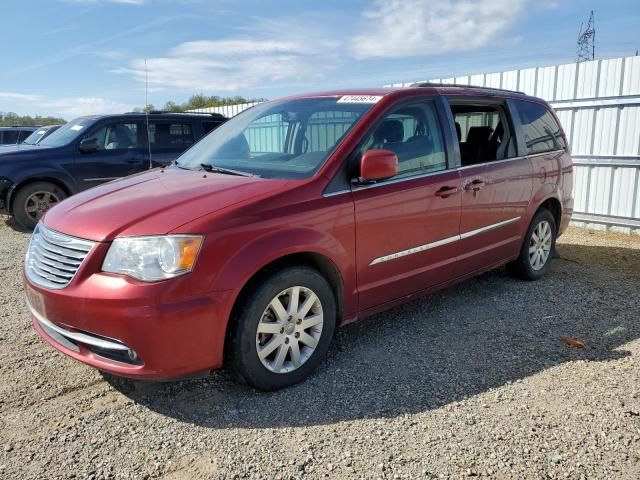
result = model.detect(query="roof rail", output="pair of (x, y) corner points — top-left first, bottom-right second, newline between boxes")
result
(410, 82), (525, 95)
(124, 110), (227, 118)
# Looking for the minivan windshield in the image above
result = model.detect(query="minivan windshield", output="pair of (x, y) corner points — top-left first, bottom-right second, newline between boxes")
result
(175, 97), (378, 179)
(39, 118), (95, 147)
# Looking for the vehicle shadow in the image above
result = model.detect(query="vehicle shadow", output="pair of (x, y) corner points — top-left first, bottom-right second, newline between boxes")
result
(2, 215), (32, 233)
(104, 241), (640, 429)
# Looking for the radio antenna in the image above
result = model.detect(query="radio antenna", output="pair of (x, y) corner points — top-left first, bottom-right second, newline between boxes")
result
(144, 58), (153, 169)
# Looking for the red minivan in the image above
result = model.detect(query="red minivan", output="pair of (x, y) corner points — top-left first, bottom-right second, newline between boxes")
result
(24, 85), (573, 390)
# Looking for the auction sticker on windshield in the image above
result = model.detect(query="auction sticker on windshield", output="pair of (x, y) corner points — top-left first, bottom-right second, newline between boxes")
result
(337, 95), (383, 104)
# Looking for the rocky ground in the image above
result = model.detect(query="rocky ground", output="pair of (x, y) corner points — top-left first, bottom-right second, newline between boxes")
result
(0, 218), (639, 479)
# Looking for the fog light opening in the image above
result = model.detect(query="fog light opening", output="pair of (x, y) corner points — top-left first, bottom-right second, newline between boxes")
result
(128, 349), (138, 361)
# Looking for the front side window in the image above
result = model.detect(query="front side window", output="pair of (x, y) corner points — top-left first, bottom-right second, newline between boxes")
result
(359, 102), (447, 180)
(88, 122), (140, 151)
(513, 100), (566, 154)
(175, 97), (376, 179)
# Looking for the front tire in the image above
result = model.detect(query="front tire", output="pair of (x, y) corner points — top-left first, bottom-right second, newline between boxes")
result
(12, 182), (66, 230)
(507, 208), (557, 281)
(226, 266), (336, 391)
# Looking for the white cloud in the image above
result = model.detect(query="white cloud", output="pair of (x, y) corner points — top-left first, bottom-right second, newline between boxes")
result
(350, 0), (526, 59)
(0, 91), (132, 118)
(113, 18), (341, 93)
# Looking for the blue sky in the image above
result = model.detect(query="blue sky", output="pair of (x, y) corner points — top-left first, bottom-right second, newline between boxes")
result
(1, 0), (638, 119)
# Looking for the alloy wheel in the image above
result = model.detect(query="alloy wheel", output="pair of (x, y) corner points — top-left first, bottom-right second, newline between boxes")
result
(529, 220), (552, 270)
(255, 286), (324, 374)
(24, 191), (60, 221)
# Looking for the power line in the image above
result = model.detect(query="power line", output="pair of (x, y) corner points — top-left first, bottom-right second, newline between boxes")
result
(576, 10), (596, 63)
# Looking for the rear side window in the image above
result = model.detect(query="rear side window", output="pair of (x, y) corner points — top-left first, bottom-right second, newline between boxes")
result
(17, 130), (33, 143)
(2, 131), (19, 144)
(148, 122), (195, 150)
(513, 100), (566, 154)
(202, 121), (222, 135)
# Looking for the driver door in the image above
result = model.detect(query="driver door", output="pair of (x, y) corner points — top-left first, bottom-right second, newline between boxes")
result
(352, 100), (462, 310)
(74, 120), (147, 191)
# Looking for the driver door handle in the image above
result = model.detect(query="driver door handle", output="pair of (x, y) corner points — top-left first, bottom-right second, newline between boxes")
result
(435, 186), (459, 198)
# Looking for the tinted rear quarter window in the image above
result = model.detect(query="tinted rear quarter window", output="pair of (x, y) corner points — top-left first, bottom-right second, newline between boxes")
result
(513, 100), (566, 154)
(202, 121), (222, 135)
(2, 131), (19, 144)
(149, 122), (195, 150)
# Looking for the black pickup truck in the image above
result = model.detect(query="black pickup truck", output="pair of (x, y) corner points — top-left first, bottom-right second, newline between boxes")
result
(0, 111), (226, 228)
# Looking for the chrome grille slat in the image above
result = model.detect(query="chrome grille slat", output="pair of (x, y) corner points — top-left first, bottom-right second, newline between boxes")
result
(36, 257), (77, 274)
(38, 242), (89, 260)
(32, 244), (82, 268)
(25, 224), (95, 290)
(31, 261), (73, 279)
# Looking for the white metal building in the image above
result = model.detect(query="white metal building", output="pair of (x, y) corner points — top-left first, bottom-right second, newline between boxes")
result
(388, 55), (640, 233)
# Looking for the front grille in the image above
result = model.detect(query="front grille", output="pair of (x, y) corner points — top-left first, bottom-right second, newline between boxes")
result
(25, 224), (95, 289)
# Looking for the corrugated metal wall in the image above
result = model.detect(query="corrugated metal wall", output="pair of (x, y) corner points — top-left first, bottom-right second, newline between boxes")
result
(190, 55), (640, 233)
(390, 55), (640, 233)
(188, 102), (261, 118)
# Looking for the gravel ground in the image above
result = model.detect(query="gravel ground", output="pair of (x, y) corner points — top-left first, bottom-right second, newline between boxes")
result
(1, 217), (639, 479)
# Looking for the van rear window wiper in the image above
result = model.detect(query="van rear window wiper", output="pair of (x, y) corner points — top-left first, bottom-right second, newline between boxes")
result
(200, 163), (257, 177)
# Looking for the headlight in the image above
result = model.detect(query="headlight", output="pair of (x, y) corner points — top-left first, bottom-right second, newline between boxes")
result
(102, 235), (203, 281)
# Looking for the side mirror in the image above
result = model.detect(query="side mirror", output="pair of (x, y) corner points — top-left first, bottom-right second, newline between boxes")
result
(358, 149), (398, 183)
(79, 137), (99, 153)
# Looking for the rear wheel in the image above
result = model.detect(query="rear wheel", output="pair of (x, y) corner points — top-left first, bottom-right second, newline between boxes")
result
(507, 208), (556, 281)
(13, 182), (66, 230)
(226, 266), (336, 390)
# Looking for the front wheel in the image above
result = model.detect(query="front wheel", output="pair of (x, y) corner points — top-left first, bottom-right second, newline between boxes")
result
(226, 266), (336, 391)
(12, 182), (67, 230)
(507, 208), (556, 281)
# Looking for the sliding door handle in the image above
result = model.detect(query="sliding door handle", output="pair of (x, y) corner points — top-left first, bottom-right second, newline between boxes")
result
(464, 179), (486, 192)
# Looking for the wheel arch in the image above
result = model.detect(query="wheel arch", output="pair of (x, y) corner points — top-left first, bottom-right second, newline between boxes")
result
(8, 176), (73, 214)
(537, 196), (562, 229)
(228, 250), (345, 328)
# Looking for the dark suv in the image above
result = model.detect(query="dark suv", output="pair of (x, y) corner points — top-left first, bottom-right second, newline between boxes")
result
(0, 112), (226, 228)
(0, 127), (39, 145)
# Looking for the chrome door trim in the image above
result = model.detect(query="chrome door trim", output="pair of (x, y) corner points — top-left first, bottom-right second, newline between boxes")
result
(459, 216), (521, 239)
(369, 216), (521, 265)
(369, 233), (459, 265)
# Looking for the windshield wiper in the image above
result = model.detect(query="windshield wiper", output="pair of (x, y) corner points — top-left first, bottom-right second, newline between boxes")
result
(200, 163), (256, 177)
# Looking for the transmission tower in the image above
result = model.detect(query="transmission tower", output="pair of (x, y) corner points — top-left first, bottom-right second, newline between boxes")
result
(576, 10), (595, 63)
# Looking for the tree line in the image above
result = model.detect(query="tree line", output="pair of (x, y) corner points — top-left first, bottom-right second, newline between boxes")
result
(0, 112), (66, 127)
(1, 95), (263, 125)
(134, 94), (266, 113)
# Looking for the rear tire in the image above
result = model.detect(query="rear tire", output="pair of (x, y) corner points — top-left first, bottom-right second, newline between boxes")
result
(226, 266), (336, 391)
(12, 182), (66, 230)
(507, 208), (556, 281)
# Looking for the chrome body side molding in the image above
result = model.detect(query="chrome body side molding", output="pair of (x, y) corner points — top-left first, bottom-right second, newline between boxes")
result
(369, 216), (521, 265)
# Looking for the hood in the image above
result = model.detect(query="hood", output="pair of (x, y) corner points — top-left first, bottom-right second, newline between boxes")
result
(0, 144), (55, 157)
(43, 168), (290, 242)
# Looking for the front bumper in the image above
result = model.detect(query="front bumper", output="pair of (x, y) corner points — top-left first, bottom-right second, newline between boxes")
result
(25, 269), (236, 380)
